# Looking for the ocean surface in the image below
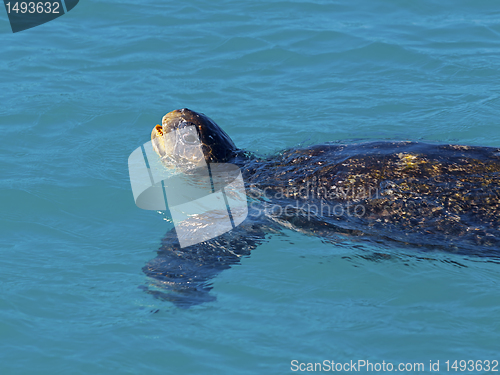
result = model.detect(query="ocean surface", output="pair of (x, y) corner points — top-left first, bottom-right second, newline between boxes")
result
(1, 0), (500, 374)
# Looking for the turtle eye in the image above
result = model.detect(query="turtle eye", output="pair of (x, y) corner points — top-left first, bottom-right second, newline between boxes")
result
(182, 133), (198, 145)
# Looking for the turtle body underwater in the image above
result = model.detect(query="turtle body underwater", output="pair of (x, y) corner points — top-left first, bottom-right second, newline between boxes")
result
(142, 108), (500, 306)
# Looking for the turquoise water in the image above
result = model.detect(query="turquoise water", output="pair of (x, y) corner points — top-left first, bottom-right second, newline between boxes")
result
(1, 0), (500, 373)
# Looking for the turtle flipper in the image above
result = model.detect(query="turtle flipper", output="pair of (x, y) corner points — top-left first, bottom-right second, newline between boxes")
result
(142, 214), (277, 308)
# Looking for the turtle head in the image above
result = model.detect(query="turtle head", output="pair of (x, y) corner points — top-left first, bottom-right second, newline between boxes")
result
(151, 108), (238, 165)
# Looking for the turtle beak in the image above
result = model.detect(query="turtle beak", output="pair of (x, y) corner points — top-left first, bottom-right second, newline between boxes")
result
(151, 124), (167, 158)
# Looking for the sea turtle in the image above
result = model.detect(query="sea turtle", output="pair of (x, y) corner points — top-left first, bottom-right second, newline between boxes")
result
(142, 108), (500, 307)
